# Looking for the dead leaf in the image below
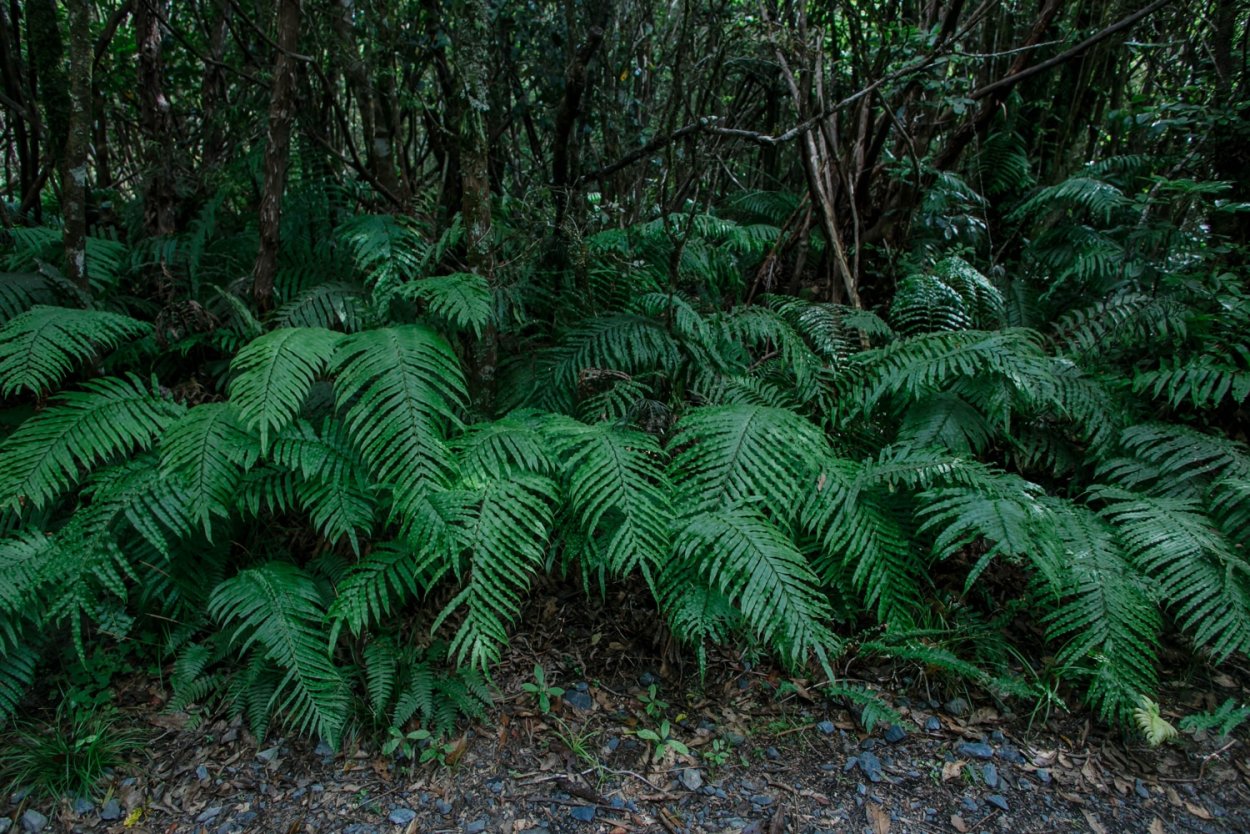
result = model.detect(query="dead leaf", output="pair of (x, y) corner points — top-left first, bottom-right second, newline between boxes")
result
(950, 814), (968, 833)
(1149, 819), (1165, 834)
(866, 804), (890, 834)
(970, 707), (999, 725)
(942, 760), (966, 782)
(1185, 802), (1212, 820)
(1082, 810), (1108, 834)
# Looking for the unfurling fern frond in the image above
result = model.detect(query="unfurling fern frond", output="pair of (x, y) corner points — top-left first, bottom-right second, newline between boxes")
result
(330, 325), (466, 503)
(160, 403), (259, 537)
(435, 474), (557, 670)
(670, 506), (834, 669)
(0, 306), (151, 397)
(0, 375), (184, 513)
(668, 404), (826, 521)
(209, 562), (350, 747)
(1095, 487), (1250, 661)
(228, 327), (344, 451)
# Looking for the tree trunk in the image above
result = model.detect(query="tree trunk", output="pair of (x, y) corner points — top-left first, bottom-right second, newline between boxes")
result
(135, 0), (176, 239)
(251, 0), (302, 312)
(26, 0), (68, 220)
(62, 0), (91, 291)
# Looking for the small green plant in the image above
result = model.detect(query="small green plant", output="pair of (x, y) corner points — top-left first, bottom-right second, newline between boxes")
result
(1180, 699), (1250, 740)
(521, 665), (565, 714)
(638, 683), (668, 719)
(1134, 697), (1178, 747)
(701, 738), (730, 771)
(634, 719), (689, 762)
(382, 726), (459, 771)
(1, 706), (142, 800)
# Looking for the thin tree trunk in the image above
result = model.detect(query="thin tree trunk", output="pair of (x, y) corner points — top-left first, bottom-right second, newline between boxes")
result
(136, 0), (176, 239)
(62, 0), (91, 291)
(251, 0), (302, 312)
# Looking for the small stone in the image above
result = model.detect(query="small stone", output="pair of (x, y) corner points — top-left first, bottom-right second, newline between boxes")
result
(990, 730), (1004, 742)
(434, 799), (453, 815)
(860, 738), (879, 751)
(563, 690), (594, 711)
(100, 800), (122, 821)
(843, 756), (859, 772)
(725, 731), (746, 747)
(750, 795), (774, 807)
(256, 747), (280, 763)
(925, 807), (938, 818)
(639, 672), (658, 686)
(679, 767), (703, 791)
(236, 812), (258, 824)
(1036, 768), (1052, 785)
(486, 779), (504, 794)
(1135, 779), (1149, 799)
(956, 742), (995, 760)
(569, 806), (596, 822)
(925, 716), (942, 732)
(314, 740), (335, 757)
(518, 828), (550, 834)
(765, 746), (781, 760)
(19, 810), (46, 833)
(466, 820), (488, 834)
(71, 797), (93, 815)
(311, 784), (325, 794)
(962, 797), (979, 812)
(388, 808), (417, 825)
(944, 697), (970, 717)
(986, 794), (1009, 812)
(605, 737), (620, 752)
(983, 763), (1000, 789)
(0, 819), (12, 834)
(998, 744), (1025, 764)
(816, 720), (836, 734)
(196, 806), (223, 823)
(858, 750), (884, 783)
(884, 725), (907, 744)
(196, 764), (210, 782)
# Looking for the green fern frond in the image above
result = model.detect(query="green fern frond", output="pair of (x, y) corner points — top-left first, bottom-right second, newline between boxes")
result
(1013, 176), (1129, 225)
(0, 643), (39, 723)
(1095, 487), (1250, 661)
(671, 506), (834, 669)
(668, 404), (826, 520)
(897, 392), (995, 454)
(275, 283), (369, 332)
(363, 635), (399, 718)
(270, 419), (376, 552)
(396, 273), (493, 337)
(209, 562), (350, 747)
(1102, 424), (1250, 500)
(0, 375), (184, 513)
(0, 306), (151, 397)
(160, 403), (259, 537)
(1052, 291), (1189, 358)
(765, 295), (888, 363)
(87, 456), (196, 560)
(659, 581), (741, 677)
(435, 474), (557, 670)
(329, 537), (455, 641)
(330, 325), (466, 500)
(228, 327), (344, 451)
(549, 420), (672, 581)
(452, 414), (556, 481)
(0, 273), (61, 324)
(338, 214), (426, 309)
(1134, 353), (1250, 411)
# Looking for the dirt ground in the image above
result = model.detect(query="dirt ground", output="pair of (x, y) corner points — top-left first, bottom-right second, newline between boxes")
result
(6, 589), (1249, 834)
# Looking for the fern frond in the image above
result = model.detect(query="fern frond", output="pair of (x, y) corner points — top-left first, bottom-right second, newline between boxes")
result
(396, 273), (493, 337)
(671, 506), (834, 668)
(0, 643), (39, 723)
(668, 404), (826, 521)
(362, 635), (399, 718)
(160, 403), (259, 537)
(209, 562), (350, 746)
(270, 419), (376, 552)
(331, 325), (466, 500)
(275, 283), (369, 332)
(0, 273), (61, 323)
(329, 536), (456, 640)
(0, 375), (184, 512)
(228, 327), (345, 451)
(0, 306), (151, 397)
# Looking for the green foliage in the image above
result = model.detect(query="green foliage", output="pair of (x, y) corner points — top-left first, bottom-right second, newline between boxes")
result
(1, 705), (143, 800)
(0, 306), (150, 397)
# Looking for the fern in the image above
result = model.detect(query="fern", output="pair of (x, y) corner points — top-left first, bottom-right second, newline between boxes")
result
(209, 562), (350, 746)
(0, 375), (184, 513)
(228, 327), (344, 451)
(0, 644), (40, 723)
(160, 403), (259, 537)
(0, 306), (151, 397)
(396, 273), (493, 337)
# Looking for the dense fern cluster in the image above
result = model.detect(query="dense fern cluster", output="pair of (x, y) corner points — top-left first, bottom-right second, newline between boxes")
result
(1, 150), (1247, 744)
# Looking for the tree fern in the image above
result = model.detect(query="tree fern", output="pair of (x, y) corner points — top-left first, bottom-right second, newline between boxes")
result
(209, 562), (350, 747)
(0, 306), (151, 397)
(0, 375), (184, 513)
(228, 327), (344, 451)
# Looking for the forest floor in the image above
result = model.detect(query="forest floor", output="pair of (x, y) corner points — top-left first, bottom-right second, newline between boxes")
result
(7, 586), (1250, 834)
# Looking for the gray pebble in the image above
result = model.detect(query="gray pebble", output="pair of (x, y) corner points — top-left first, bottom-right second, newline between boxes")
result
(639, 672), (657, 686)
(388, 808), (417, 825)
(944, 697), (970, 717)
(962, 797), (979, 812)
(884, 725), (907, 744)
(486, 779), (504, 794)
(843, 756), (859, 773)
(858, 750), (884, 783)
(314, 740), (335, 757)
(19, 810), (46, 833)
(765, 746), (781, 760)
(100, 799), (122, 821)
(434, 798), (453, 815)
(998, 744), (1025, 764)
(983, 763), (1000, 789)
(71, 797), (93, 815)
(1135, 779), (1149, 799)
(563, 690), (594, 711)
(256, 746), (280, 763)
(750, 795), (774, 806)
(986, 794), (1009, 812)
(196, 764), (210, 781)
(957, 742), (995, 760)
(1036, 768), (1052, 785)
(817, 720), (836, 734)
(679, 767), (703, 791)
(0, 818), (11, 834)
(466, 820), (488, 834)
(569, 806), (595, 822)
(925, 716), (942, 732)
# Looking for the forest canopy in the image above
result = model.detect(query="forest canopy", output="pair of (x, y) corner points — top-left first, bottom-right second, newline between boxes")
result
(0, 0), (1248, 750)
